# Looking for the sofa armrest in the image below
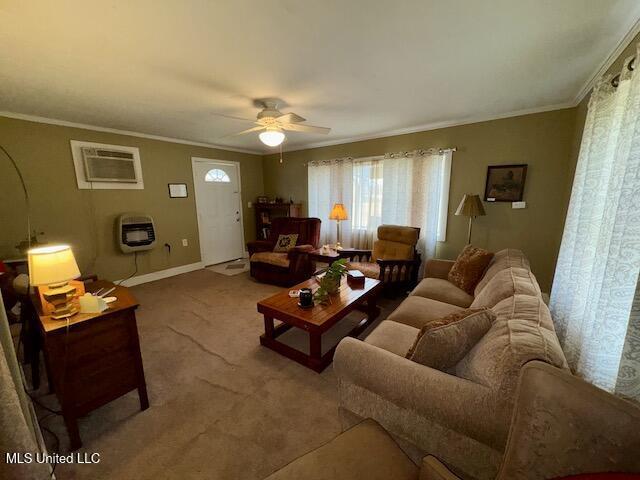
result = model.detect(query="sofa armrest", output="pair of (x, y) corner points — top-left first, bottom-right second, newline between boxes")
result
(424, 259), (455, 280)
(420, 456), (462, 480)
(334, 338), (507, 449)
(247, 240), (273, 256)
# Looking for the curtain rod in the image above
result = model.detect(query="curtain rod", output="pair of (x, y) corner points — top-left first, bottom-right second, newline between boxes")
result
(611, 56), (636, 87)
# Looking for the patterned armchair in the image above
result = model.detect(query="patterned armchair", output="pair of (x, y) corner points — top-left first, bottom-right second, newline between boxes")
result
(341, 225), (421, 295)
(247, 217), (321, 286)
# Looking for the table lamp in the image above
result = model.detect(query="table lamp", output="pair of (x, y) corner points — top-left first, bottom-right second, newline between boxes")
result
(28, 245), (81, 319)
(329, 203), (348, 249)
(455, 194), (486, 244)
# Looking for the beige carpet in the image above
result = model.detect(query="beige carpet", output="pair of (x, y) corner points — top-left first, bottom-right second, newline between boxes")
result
(35, 269), (400, 479)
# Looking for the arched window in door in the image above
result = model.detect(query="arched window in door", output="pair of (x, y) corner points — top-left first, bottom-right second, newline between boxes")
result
(204, 168), (230, 183)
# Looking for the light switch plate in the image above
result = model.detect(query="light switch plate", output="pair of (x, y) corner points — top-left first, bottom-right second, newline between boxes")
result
(182, 239), (188, 246)
(248, 201), (253, 208)
(512, 201), (526, 209)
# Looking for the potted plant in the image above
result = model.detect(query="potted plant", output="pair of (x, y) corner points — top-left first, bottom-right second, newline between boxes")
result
(314, 258), (348, 305)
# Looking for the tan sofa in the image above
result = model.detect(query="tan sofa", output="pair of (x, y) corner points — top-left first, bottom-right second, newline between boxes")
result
(333, 249), (569, 480)
(263, 361), (640, 480)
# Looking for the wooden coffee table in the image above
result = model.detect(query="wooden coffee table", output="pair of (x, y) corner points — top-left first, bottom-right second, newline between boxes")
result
(258, 277), (383, 372)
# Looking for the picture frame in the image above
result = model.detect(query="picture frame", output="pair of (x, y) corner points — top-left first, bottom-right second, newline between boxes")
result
(168, 183), (188, 198)
(484, 164), (528, 202)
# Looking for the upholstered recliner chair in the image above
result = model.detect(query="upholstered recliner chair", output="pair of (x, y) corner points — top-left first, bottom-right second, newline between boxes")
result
(342, 225), (421, 294)
(247, 217), (321, 286)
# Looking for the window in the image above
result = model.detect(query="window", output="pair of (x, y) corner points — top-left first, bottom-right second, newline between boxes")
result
(205, 168), (230, 183)
(308, 150), (452, 256)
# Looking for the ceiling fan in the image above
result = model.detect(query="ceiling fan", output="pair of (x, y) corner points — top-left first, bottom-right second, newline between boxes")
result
(220, 98), (331, 147)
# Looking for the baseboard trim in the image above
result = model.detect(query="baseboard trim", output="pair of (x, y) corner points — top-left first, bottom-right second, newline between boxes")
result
(117, 261), (204, 287)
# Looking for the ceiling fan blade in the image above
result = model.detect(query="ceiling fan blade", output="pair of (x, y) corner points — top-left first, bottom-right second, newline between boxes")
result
(232, 125), (266, 136)
(217, 125), (265, 139)
(211, 112), (256, 122)
(277, 112), (306, 124)
(282, 123), (331, 135)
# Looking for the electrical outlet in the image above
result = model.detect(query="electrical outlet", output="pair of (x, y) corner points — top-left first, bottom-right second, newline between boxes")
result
(512, 201), (526, 209)
(182, 239), (188, 247)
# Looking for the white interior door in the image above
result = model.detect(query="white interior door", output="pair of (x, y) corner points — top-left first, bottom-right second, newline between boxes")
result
(192, 159), (244, 266)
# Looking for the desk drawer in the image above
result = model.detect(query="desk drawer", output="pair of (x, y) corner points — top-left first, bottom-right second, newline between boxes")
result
(47, 311), (135, 367)
(67, 351), (139, 412)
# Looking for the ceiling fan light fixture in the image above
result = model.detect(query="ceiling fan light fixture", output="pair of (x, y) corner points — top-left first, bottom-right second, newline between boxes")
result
(259, 127), (285, 147)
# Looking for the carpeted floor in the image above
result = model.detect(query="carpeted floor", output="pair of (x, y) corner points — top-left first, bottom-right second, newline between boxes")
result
(35, 269), (400, 479)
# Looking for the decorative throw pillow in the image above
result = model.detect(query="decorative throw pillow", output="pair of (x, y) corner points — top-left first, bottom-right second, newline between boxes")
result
(406, 308), (495, 370)
(447, 245), (494, 294)
(273, 234), (299, 252)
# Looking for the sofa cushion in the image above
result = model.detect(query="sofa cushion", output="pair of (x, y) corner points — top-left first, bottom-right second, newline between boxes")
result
(365, 320), (420, 357)
(492, 294), (554, 331)
(456, 295), (567, 401)
(410, 278), (474, 307)
(264, 419), (418, 480)
(474, 248), (530, 296)
(250, 252), (290, 268)
(447, 245), (494, 294)
(347, 262), (380, 279)
(470, 267), (541, 309)
(406, 309), (495, 370)
(386, 296), (463, 329)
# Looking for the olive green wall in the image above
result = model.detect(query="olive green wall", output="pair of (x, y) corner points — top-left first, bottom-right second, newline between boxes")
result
(0, 117), (263, 281)
(263, 108), (579, 292)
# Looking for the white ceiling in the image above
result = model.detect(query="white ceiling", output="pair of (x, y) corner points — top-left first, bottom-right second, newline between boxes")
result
(1, 1), (639, 154)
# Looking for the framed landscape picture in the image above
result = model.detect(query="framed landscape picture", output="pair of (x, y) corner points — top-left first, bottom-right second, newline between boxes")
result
(484, 164), (528, 202)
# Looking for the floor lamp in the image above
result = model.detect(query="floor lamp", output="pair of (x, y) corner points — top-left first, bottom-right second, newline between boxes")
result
(455, 194), (486, 244)
(329, 203), (348, 249)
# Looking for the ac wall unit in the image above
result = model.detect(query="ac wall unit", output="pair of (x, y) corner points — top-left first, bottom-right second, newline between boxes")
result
(81, 147), (138, 183)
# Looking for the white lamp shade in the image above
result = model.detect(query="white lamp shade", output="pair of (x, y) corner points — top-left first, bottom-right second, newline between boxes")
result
(259, 129), (285, 147)
(28, 245), (80, 286)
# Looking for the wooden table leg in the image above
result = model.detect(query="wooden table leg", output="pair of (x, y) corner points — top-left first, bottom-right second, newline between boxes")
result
(308, 332), (323, 371)
(367, 293), (381, 321)
(129, 315), (149, 411)
(63, 409), (82, 451)
(264, 315), (275, 338)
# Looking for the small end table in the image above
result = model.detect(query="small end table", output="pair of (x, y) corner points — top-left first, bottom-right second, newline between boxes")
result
(35, 281), (148, 450)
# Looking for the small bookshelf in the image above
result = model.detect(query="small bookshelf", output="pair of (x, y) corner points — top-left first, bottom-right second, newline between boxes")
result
(254, 201), (301, 240)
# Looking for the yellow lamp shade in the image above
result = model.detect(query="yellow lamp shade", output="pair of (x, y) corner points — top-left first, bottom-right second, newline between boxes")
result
(455, 194), (486, 217)
(329, 203), (348, 221)
(28, 245), (80, 286)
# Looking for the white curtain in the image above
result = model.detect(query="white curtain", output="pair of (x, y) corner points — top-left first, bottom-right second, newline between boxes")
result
(308, 149), (449, 258)
(351, 158), (383, 248)
(550, 45), (640, 397)
(308, 158), (354, 246)
(0, 292), (50, 479)
(382, 151), (445, 259)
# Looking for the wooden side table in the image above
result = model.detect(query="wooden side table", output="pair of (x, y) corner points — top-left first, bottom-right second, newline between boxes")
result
(35, 281), (148, 450)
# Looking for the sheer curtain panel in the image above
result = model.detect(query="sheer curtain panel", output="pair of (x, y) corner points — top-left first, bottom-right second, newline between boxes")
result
(308, 158), (354, 246)
(550, 44), (640, 399)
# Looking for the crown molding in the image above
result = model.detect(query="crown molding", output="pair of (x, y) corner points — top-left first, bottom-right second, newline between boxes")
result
(276, 101), (576, 155)
(573, 17), (640, 105)
(0, 111), (263, 155)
